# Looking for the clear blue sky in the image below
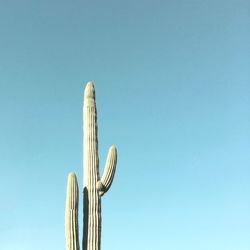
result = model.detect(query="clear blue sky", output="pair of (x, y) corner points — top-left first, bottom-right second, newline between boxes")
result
(0, 1), (249, 250)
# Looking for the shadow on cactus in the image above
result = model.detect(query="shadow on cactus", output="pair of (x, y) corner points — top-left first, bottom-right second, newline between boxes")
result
(65, 82), (117, 250)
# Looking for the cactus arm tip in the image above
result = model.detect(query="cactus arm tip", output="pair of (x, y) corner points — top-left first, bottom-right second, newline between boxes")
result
(67, 171), (77, 179)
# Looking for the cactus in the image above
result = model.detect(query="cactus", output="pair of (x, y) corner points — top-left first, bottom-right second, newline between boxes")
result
(65, 81), (117, 250)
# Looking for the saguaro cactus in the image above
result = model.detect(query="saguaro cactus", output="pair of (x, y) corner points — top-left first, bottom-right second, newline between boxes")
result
(65, 81), (117, 250)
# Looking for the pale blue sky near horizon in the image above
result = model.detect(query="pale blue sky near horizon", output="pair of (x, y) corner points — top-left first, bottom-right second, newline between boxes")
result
(0, 0), (249, 250)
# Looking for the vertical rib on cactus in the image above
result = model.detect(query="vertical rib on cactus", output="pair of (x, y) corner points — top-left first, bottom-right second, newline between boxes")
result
(65, 172), (80, 250)
(83, 81), (117, 250)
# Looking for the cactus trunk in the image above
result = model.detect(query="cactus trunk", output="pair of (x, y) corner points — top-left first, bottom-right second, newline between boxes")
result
(83, 82), (101, 250)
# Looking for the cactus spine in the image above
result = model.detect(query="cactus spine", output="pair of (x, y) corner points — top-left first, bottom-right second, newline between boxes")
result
(65, 82), (117, 250)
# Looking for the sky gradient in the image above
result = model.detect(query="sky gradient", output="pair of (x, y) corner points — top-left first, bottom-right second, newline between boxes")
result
(0, 1), (249, 250)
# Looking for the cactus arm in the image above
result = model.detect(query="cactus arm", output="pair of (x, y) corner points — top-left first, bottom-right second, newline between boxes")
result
(65, 172), (80, 250)
(97, 145), (117, 196)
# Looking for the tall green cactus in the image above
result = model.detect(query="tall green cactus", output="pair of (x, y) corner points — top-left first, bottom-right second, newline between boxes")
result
(65, 81), (117, 250)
